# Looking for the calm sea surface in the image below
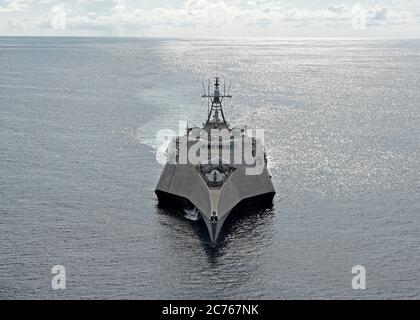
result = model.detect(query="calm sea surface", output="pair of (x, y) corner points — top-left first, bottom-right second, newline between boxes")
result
(0, 37), (419, 299)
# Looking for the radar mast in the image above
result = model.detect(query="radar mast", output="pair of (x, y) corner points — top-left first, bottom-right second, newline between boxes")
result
(202, 77), (231, 126)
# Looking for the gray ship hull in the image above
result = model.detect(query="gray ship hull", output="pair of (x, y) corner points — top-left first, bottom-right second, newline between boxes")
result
(155, 162), (275, 244)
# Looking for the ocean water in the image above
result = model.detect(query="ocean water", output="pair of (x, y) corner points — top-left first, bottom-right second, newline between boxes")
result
(0, 37), (419, 299)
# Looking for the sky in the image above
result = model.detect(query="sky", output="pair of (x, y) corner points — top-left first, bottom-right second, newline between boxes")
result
(0, 0), (419, 37)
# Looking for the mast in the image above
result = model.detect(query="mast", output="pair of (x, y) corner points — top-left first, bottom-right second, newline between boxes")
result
(202, 77), (231, 125)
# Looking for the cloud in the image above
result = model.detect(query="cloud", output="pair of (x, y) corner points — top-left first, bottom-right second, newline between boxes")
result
(328, 4), (347, 14)
(0, 0), (32, 12)
(372, 7), (388, 21)
(50, 4), (68, 30)
(0, 16), (28, 28)
(1, 1), (420, 36)
(51, 1), (417, 32)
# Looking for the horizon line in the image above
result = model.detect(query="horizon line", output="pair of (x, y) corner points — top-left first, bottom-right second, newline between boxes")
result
(1, 35), (420, 40)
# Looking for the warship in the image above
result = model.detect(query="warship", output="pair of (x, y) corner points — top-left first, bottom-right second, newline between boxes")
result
(155, 78), (275, 244)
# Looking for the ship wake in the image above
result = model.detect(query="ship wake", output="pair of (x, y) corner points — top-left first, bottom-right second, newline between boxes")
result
(184, 207), (201, 221)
